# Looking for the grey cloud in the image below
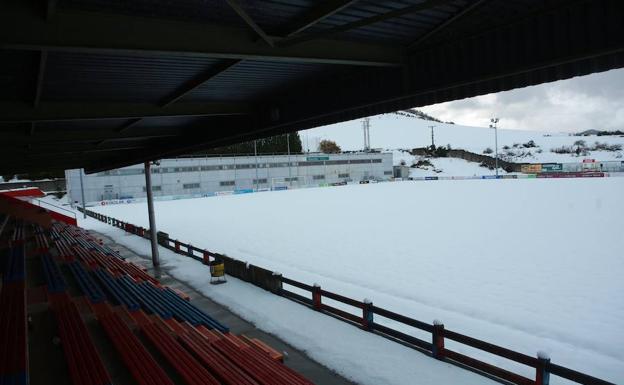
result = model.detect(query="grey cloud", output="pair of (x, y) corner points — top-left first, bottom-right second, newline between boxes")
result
(421, 68), (624, 132)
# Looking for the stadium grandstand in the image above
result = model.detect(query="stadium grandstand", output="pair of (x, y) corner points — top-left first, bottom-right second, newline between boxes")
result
(0, 189), (325, 385)
(1, 0), (623, 384)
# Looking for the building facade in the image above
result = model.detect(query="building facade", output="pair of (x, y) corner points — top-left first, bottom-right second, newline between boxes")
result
(66, 152), (394, 204)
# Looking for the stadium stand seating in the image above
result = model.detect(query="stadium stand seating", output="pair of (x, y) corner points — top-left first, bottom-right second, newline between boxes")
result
(0, 197), (312, 385)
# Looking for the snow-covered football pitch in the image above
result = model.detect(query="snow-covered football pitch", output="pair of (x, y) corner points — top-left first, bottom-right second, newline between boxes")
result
(87, 177), (624, 385)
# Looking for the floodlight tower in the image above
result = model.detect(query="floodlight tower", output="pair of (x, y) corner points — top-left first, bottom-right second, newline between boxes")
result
(362, 117), (371, 151)
(428, 125), (436, 148)
(489, 118), (500, 177)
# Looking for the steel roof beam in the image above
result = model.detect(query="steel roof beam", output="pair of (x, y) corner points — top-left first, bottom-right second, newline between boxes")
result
(408, 0), (489, 51)
(225, 0), (274, 47)
(33, 50), (47, 108)
(282, 0), (360, 37)
(161, 59), (242, 107)
(0, 3), (402, 67)
(278, 0), (457, 47)
(0, 133), (178, 147)
(0, 102), (251, 123)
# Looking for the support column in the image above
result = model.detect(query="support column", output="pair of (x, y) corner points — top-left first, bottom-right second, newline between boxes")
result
(79, 168), (86, 219)
(144, 161), (160, 267)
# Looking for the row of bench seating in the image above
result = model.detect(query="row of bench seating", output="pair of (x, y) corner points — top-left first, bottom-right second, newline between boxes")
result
(0, 218), (28, 385)
(54, 220), (311, 385)
(3, 207), (313, 385)
(99, 310), (175, 385)
(67, 261), (106, 304)
(48, 293), (112, 385)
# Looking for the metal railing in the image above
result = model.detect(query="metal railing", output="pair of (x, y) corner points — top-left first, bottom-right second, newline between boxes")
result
(31, 198), (77, 221)
(81, 208), (616, 385)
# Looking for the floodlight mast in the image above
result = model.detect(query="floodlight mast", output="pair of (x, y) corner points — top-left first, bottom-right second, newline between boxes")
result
(489, 118), (500, 177)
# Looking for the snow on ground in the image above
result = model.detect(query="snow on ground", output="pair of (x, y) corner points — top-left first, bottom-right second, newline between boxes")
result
(82, 216), (497, 385)
(89, 178), (624, 384)
(312, 115), (624, 163)
(391, 149), (511, 177)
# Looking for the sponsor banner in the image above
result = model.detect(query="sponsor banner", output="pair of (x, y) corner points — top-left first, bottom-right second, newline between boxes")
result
(272, 186), (288, 191)
(100, 198), (135, 205)
(331, 182), (347, 186)
(521, 164), (542, 173)
(582, 159), (596, 163)
(482, 175), (497, 179)
(541, 163), (563, 172)
(424, 176), (438, 180)
(306, 156), (329, 161)
(234, 189), (253, 195)
(359, 180), (370, 184)
(215, 191), (234, 196)
(502, 175), (517, 179)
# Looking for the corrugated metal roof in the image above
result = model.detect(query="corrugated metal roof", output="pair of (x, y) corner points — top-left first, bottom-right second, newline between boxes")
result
(0, 50), (39, 102)
(181, 60), (335, 102)
(59, 0), (244, 26)
(43, 52), (222, 102)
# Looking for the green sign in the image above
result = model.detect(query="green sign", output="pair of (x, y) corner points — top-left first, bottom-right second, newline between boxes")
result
(306, 156), (329, 161)
(541, 163), (563, 171)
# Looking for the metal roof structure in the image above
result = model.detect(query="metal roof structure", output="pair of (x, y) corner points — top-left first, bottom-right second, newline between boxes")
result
(1, 0), (623, 173)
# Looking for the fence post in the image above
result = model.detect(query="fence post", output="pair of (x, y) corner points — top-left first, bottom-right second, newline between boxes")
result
(432, 320), (445, 359)
(175, 240), (180, 253)
(203, 251), (211, 265)
(536, 352), (550, 385)
(188, 244), (194, 258)
(312, 284), (322, 310)
(362, 299), (374, 331)
(271, 272), (283, 295)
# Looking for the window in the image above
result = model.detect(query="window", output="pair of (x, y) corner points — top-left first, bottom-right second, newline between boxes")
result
(285, 177), (298, 182)
(384, 171), (393, 175)
(183, 183), (200, 189)
(253, 178), (268, 184)
(220, 181), (235, 186)
(142, 186), (162, 192)
(338, 173), (350, 178)
(313, 175), (325, 180)
(299, 161), (323, 166)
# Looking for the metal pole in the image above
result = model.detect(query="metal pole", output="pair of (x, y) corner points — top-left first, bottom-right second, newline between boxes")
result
(79, 168), (86, 219)
(254, 140), (259, 190)
(287, 133), (292, 186)
(494, 124), (499, 177)
(144, 161), (160, 267)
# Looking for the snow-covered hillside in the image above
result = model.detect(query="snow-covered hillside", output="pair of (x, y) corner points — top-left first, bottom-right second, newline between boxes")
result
(307, 115), (624, 164)
(90, 178), (624, 385)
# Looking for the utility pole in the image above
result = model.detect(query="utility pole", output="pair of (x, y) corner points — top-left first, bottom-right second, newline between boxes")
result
(429, 125), (436, 149)
(144, 161), (160, 267)
(490, 118), (500, 177)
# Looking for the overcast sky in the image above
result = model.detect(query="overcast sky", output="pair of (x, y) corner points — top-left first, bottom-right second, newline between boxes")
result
(303, 68), (624, 151)
(419, 68), (624, 132)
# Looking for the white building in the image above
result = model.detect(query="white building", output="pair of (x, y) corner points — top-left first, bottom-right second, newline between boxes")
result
(66, 152), (394, 204)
